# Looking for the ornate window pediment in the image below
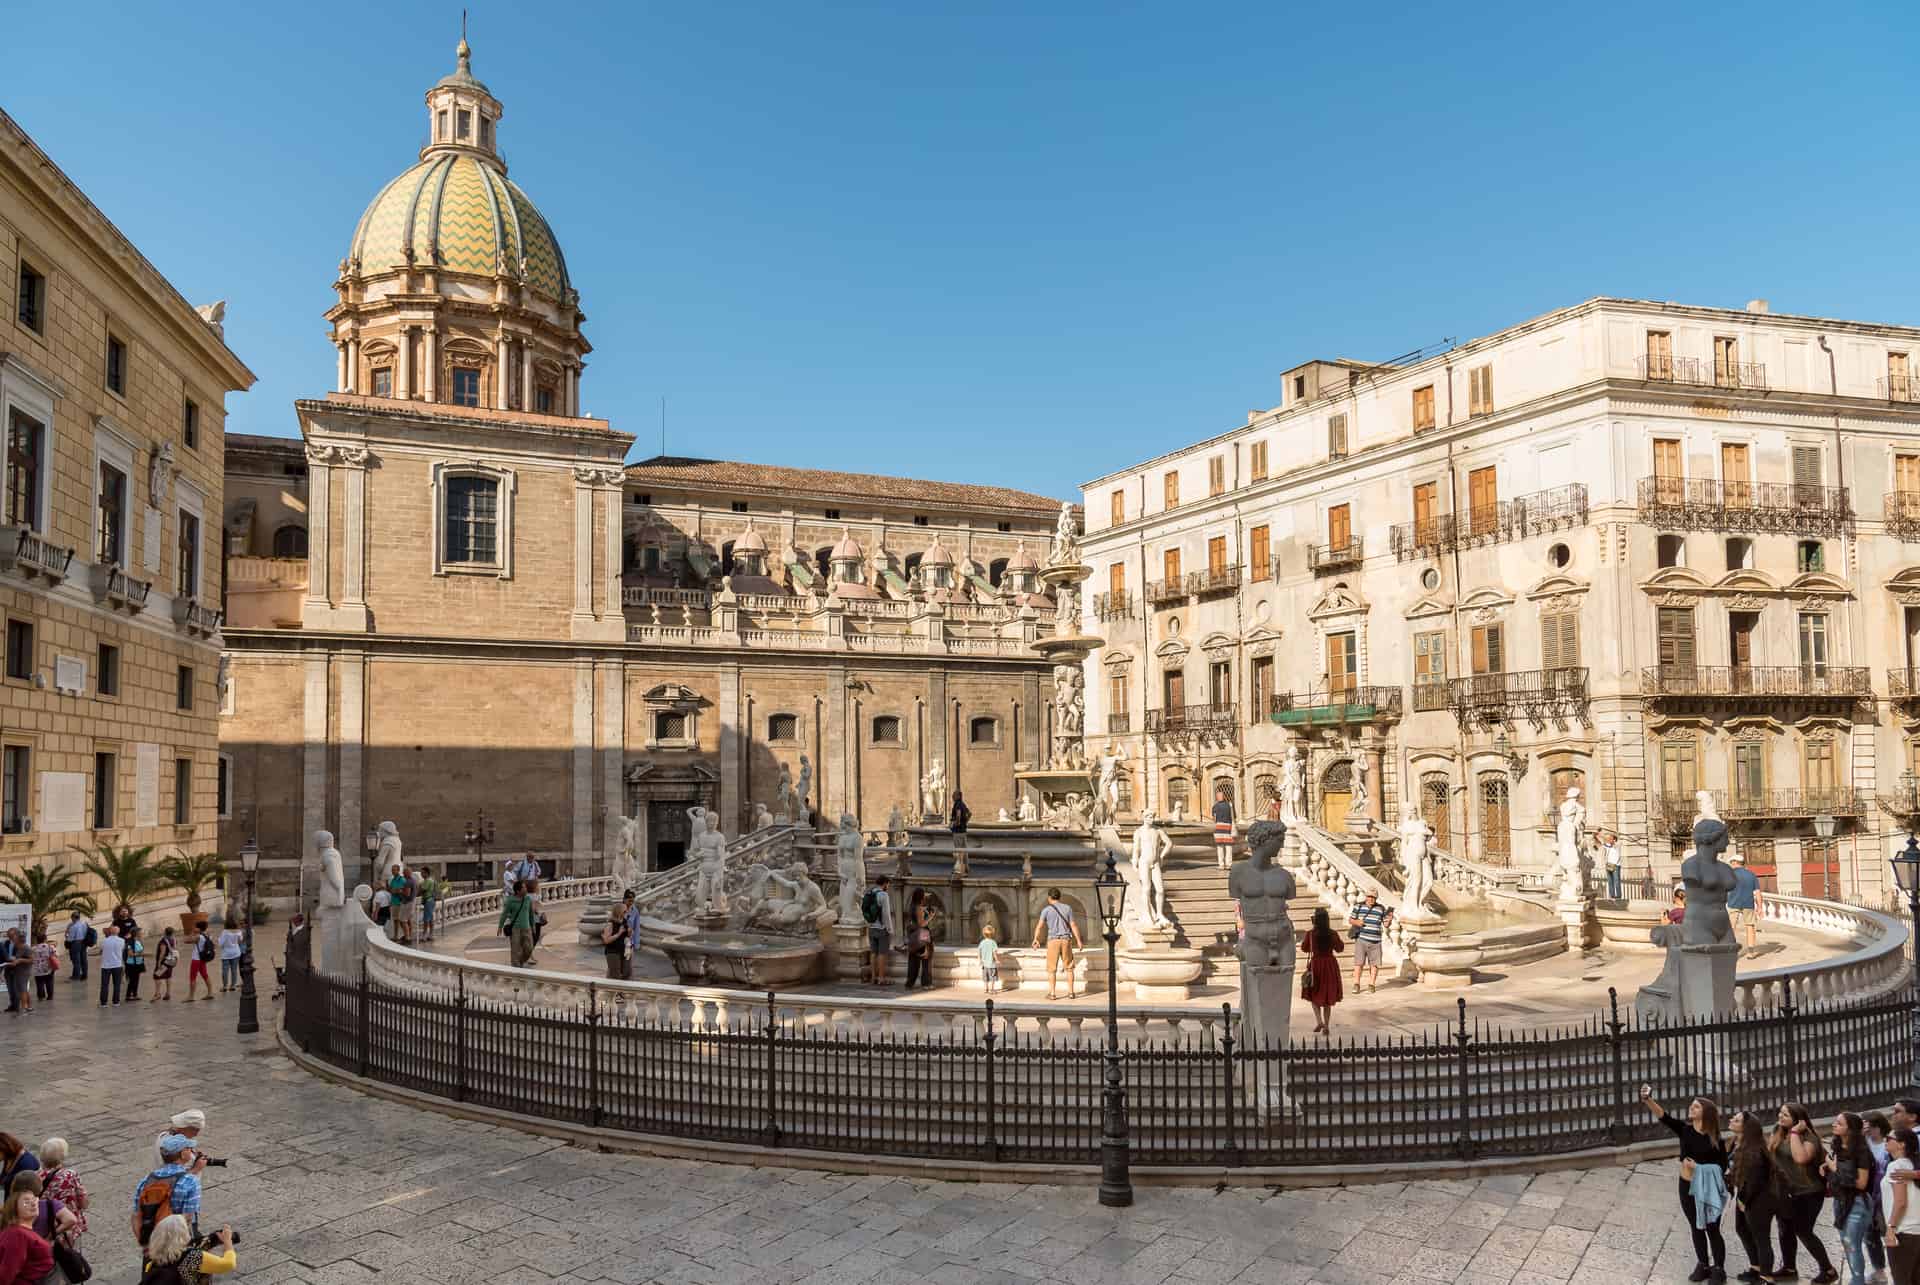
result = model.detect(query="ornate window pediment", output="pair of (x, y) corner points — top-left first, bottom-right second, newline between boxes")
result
(1154, 637), (1190, 663)
(1244, 623), (1281, 657)
(1725, 715), (1783, 738)
(1785, 570), (1852, 602)
(1525, 574), (1590, 602)
(1887, 567), (1920, 606)
(1307, 581), (1367, 621)
(1459, 585), (1513, 625)
(1200, 630), (1236, 660)
(1404, 595), (1453, 621)
(1103, 649), (1134, 673)
(1712, 569), (1781, 596)
(1642, 567), (1709, 600)
(1792, 716), (1849, 739)
(1647, 713), (1712, 735)
(642, 682), (705, 710)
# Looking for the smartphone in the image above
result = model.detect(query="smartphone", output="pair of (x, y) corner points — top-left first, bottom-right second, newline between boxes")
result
(1639, 1083), (1653, 1099)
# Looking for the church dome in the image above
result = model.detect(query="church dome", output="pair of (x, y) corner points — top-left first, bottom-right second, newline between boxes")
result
(347, 153), (571, 302)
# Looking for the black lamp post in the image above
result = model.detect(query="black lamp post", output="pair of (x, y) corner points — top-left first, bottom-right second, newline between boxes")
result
(465, 810), (496, 884)
(1890, 835), (1920, 1092)
(1094, 851), (1132, 1207)
(235, 837), (261, 1035)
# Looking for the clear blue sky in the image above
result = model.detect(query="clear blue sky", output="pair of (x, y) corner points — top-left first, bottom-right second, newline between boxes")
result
(9, 3), (1919, 499)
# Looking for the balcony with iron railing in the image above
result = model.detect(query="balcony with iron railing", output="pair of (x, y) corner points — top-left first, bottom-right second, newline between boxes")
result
(1634, 355), (1769, 391)
(1187, 565), (1241, 597)
(173, 597), (222, 638)
(1094, 590), (1134, 621)
(1649, 788), (1865, 832)
(1389, 484), (1588, 560)
(0, 525), (76, 583)
(1890, 668), (1920, 701)
(1887, 492), (1920, 541)
(1145, 577), (1186, 606)
(1268, 685), (1402, 727)
(1412, 680), (1451, 712)
(1636, 476), (1852, 535)
(1444, 667), (1589, 717)
(1145, 703), (1238, 735)
(1881, 375), (1920, 404)
(1307, 538), (1363, 575)
(1640, 665), (1871, 701)
(1107, 712), (1131, 735)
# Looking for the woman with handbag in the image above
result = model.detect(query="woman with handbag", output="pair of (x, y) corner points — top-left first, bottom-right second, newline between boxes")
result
(0, 1183), (51, 1285)
(6, 1173), (81, 1283)
(903, 889), (936, 990)
(1302, 907), (1344, 1036)
(1772, 1103), (1840, 1283)
(1640, 1086), (1729, 1283)
(1728, 1111), (1782, 1281)
(1824, 1112), (1877, 1285)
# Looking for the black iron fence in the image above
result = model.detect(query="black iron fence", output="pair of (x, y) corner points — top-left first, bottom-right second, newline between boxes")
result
(286, 953), (1913, 1167)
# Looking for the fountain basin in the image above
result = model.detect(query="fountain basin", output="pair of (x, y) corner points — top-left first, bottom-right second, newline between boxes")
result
(658, 931), (826, 987)
(1594, 900), (1669, 951)
(1414, 936), (1483, 987)
(1117, 946), (1205, 1001)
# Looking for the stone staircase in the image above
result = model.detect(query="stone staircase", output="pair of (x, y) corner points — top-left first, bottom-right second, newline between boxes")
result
(1148, 824), (1331, 984)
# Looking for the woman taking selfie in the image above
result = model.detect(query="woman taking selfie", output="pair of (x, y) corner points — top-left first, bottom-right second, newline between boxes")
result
(1641, 1085), (1729, 1282)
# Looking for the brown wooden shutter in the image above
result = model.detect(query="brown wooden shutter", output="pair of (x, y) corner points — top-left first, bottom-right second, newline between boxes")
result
(1250, 525), (1270, 581)
(1109, 562), (1125, 598)
(1793, 445), (1822, 489)
(1164, 548), (1181, 583)
(1653, 439), (1681, 478)
(1543, 613), (1578, 670)
(1328, 504), (1351, 548)
(1207, 536), (1226, 576)
(1110, 490), (1125, 525)
(1897, 454), (1920, 494)
(1658, 608), (1696, 669)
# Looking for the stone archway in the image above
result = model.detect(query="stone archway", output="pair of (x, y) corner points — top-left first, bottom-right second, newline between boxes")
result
(624, 760), (719, 873)
(1319, 759), (1353, 827)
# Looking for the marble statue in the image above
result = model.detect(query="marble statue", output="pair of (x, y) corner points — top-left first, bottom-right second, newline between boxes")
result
(886, 802), (905, 846)
(613, 814), (641, 889)
(1279, 745), (1305, 825)
(317, 829), (345, 910)
(997, 808), (1010, 822)
(752, 803), (774, 833)
(689, 806), (729, 913)
(216, 655), (231, 709)
(1694, 789), (1720, 824)
(1555, 788), (1588, 901)
(1230, 820), (1298, 1056)
(376, 821), (402, 886)
(195, 300), (226, 336)
(1053, 583), (1078, 633)
(1349, 753), (1370, 817)
(835, 814), (865, 923)
(1050, 501), (1079, 565)
(147, 441), (175, 512)
(747, 862), (833, 933)
(1396, 809), (1436, 919)
(1018, 790), (1038, 824)
(1682, 818), (1736, 948)
(775, 763), (793, 821)
(1096, 751), (1123, 816)
(315, 829), (376, 977)
(921, 759), (946, 819)
(1129, 810), (1172, 932)
(795, 755), (812, 821)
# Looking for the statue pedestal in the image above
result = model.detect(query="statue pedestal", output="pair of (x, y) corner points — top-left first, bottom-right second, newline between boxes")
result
(1678, 940), (1741, 1016)
(693, 907), (730, 933)
(1236, 960), (1296, 1116)
(577, 895), (614, 946)
(1556, 897), (1598, 950)
(832, 920), (869, 981)
(1279, 827), (1305, 869)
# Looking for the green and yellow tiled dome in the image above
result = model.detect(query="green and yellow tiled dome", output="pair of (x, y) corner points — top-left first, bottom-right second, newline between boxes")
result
(347, 154), (571, 302)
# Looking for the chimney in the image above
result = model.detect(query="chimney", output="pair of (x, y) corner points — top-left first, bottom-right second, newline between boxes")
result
(1746, 299), (1770, 314)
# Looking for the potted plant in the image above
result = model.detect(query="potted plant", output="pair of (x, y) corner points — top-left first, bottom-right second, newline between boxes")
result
(73, 841), (166, 929)
(159, 851), (228, 934)
(0, 862), (97, 941)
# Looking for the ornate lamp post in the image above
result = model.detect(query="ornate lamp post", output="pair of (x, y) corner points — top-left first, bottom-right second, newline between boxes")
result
(1813, 813), (1837, 901)
(1493, 727), (1527, 778)
(1888, 835), (1920, 1092)
(235, 837), (261, 1035)
(465, 810), (497, 883)
(1094, 852), (1132, 1207)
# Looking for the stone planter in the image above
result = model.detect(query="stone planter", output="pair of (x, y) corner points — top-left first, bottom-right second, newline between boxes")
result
(1594, 900), (1668, 951)
(1116, 946), (1206, 1001)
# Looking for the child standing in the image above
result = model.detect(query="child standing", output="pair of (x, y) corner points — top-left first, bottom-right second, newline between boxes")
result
(978, 924), (1000, 993)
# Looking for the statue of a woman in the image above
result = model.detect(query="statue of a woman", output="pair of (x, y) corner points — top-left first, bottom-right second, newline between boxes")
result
(1279, 745), (1305, 825)
(1682, 818), (1737, 948)
(1396, 810), (1435, 918)
(1556, 788), (1587, 901)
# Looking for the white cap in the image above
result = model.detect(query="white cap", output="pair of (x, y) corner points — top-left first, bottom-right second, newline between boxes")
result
(170, 1109), (206, 1130)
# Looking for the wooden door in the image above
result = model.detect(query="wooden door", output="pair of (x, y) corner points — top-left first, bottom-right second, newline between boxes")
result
(1468, 466), (1498, 534)
(1163, 669), (1185, 710)
(1421, 773), (1451, 851)
(1163, 547), (1181, 585)
(1209, 660), (1231, 709)
(1413, 481), (1439, 547)
(1327, 631), (1357, 697)
(1320, 760), (1352, 826)
(1479, 773), (1511, 866)
(1733, 742), (1765, 809)
(1109, 561), (1126, 604)
(1897, 454), (1920, 496)
(1722, 443), (1751, 507)
(1250, 525), (1270, 582)
(1328, 503), (1352, 551)
(1729, 611), (1757, 690)
(1653, 439), (1683, 504)
(648, 801), (693, 871)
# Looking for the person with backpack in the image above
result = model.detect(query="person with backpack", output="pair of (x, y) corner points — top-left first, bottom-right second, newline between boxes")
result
(62, 911), (91, 981)
(150, 928), (178, 1002)
(185, 923), (215, 1002)
(862, 875), (892, 986)
(131, 1135), (204, 1251)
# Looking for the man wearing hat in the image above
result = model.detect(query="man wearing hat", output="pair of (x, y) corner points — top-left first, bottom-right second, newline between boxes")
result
(1727, 848), (1761, 955)
(1347, 889), (1392, 994)
(132, 1132), (205, 1246)
(153, 1109), (205, 1169)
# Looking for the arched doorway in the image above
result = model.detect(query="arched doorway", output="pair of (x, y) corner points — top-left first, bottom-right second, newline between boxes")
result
(1320, 760), (1353, 826)
(1478, 771), (1511, 866)
(1420, 772), (1451, 852)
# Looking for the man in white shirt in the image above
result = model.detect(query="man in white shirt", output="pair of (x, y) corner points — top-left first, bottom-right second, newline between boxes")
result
(98, 924), (127, 1006)
(63, 910), (90, 980)
(1600, 830), (1623, 901)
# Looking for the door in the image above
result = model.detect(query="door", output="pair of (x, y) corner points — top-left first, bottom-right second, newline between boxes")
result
(1320, 760), (1352, 826)
(1109, 561), (1125, 604)
(1469, 622), (1504, 704)
(1721, 442), (1751, 507)
(1798, 612), (1828, 680)
(1421, 773), (1451, 852)
(1657, 607), (1696, 682)
(1163, 668), (1185, 712)
(1250, 524), (1270, 582)
(1898, 454), (1920, 497)
(648, 801), (693, 871)
(1207, 535), (1227, 579)
(1328, 503), (1352, 554)
(1733, 741), (1765, 811)
(1729, 611), (1758, 691)
(1479, 773), (1511, 866)
(1327, 631), (1357, 698)
(1163, 547), (1181, 588)
(1468, 466), (1498, 535)
(1653, 439), (1683, 504)
(1413, 481), (1439, 546)
(1907, 606), (1920, 674)
(1107, 673), (1127, 732)
(1209, 659), (1231, 713)
(1252, 656), (1274, 718)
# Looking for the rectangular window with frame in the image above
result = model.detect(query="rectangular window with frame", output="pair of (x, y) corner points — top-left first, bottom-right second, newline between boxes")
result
(15, 260), (45, 334)
(1163, 470), (1180, 509)
(444, 475), (500, 564)
(182, 399), (199, 450)
(371, 367), (393, 398)
(93, 750), (115, 829)
(97, 461), (126, 565)
(1721, 442), (1751, 507)
(1249, 440), (1268, 481)
(1798, 612), (1828, 675)
(1249, 524), (1270, 582)
(457, 109), (472, 139)
(97, 643), (118, 697)
(1661, 739), (1697, 801)
(1414, 630), (1446, 689)
(1468, 365), (1493, 416)
(1207, 535), (1227, 577)
(1110, 489), (1125, 525)
(1162, 668), (1185, 709)
(451, 367), (482, 407)
(1792, 444), (1823, 503)
(1467, 465), (1498, 535)
(1897, 453), (1920, 496)
(1162, 547), (1181, 584)
(1658, 607), (1696, 671)
(1412, 385), (1435, 431)
(216, 754), (231, 820)
(1893, 352), (1912, 401)
(1209, 659), (1231, 707)
(177, 508), (200, 599)
(7, 407), (44, 530)
(1108, 673), (1126, 722)
(1, 744), (26, 833)
(1652, 438), (1683, 505)
(1208, 455), (1225, 497)
(1804, 738), (1837, 794)
(1714, 336), (1739, 387)
(1327, 503), (1352, 551)
(1541, 611), (1579, 671)
(1108, 562), (1125, 600)
(535, 386), (555, 414)
(1733, 741), (1765, 805)
(4, 618), (31, 681)
(105, 333), (127, 396)
(1328, 413), (1348, 459)
(1646, 330), (1673, 380)
(176, 664), (194, 711)
(173, 757), (192, 825)
(1412, 480), (1438, 544)
(1470, 622), (1504, 675)
(1327, 631), (1357, 696)
(1252, 655), (1274, 716)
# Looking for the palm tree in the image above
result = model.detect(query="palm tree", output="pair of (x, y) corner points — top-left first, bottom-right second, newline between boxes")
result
(158, 851), (227, 918)
(0, 863), (97, 932)
(73, 841), (168, 913)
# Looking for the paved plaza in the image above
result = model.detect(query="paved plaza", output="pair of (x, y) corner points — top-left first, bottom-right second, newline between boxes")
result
(8, 978), (1853, 1285)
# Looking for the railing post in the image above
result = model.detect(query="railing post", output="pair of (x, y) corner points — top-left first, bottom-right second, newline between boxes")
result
(1453, 997), (1474, 1160)
(1606, 987), (1627, 1146)
(983, 999), (999, 1163)
(455, 969), (468, 1102)
(761, 990), (781, 1147)
(357, 957), (371, 1079)
(1782, 981), (1800, 1100)
(588, 983), (603, 1127)
(1220, 1001), (1240, 1166)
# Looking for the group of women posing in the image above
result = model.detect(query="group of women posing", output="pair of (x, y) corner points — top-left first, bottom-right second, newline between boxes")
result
(1643, 1090), (1920, 1285)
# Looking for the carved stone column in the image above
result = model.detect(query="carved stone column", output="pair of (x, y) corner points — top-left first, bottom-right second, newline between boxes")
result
(571, 467), (625, 642)
(300, 444), (335, 619)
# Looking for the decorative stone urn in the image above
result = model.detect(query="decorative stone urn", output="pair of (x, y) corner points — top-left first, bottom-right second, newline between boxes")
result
(1116, 945), (1205, 1001)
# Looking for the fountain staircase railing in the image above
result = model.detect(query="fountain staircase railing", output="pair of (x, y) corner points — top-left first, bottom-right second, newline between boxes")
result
(1288, 822), (1420, 968)
(623, 822), (810, 925)
(1426, 845), (1556, 905)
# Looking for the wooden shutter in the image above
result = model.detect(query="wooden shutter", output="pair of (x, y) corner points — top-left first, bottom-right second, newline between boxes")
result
(1207, 536), (1227, 576)
(1721, 443), (1750, 507)
(1164, 669), (1184, 708)
(1413, 481), (1437, 538)
(1163, 547), (1181, 583)
(1327, 632), (1355, 695)
(1413, 386), (1435, 430)
(1468, 466), (1497, 534)
(1209, 456), (1225, 497)
(1792, 446), (1822, 500)
(1470, 365), (1492, 416)
(1328, 504), (1351, 549)
(1715, 336), (1737, 383)
(1109, 562), (1126, 599)
(1646, 331), (1672, 378)
(1328, 414), (1348, 458)
(1164, 471), (1180, 509)
(1414, 631), (1446, 683)
(1470, 623), (1503, 675)
(1110, 490), (1125, 525)
(1250, 525), (1270, 581)
(1542, 612), (1579, 670)
(1658, 607), (1696, 669)
(1653, 439), (1682, 477)
(1896, 454), (1920, 494)
(1108, 674), (1126, 718)
(1250, 441), (1267, 481)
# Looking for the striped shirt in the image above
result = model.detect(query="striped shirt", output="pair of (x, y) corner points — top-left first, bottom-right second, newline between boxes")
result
(1351, 903), (1389, 942)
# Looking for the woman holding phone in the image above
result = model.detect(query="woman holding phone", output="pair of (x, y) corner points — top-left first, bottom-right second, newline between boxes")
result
(1771, 1102), (1840, 1283)
(1642, 1084), (1730, 1282)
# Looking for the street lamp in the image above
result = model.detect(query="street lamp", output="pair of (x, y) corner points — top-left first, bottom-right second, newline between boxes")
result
(1094, 851), (1132, 1207)
(1813, 813), (1838, 901)
(235, 837), (261, 1036)
(1888, 834), (1920, 1092)
(465, 810), (497, 883)
(1493, 727), (1527, 778)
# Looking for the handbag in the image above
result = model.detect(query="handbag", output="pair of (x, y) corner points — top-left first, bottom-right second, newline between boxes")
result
(1300, 969), (1318, 999)
(53, 1239), (93, 1282)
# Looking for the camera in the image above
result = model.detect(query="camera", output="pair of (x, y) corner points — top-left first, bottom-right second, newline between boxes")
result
(191, 1229), (240, 1248)
(201, 1157), (228, 1168)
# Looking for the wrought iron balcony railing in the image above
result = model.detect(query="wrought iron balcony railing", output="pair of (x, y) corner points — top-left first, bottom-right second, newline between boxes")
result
(1633, 355), (1768, 391)
(1145, 577), (1187, 606)
(1640, 665), (1871, 700)
(1637, 476), (1852, 535)
(1650, 789), (1864, 832)
(173, 597), (222, 637)
(1268, 686), (1402, 726)
(1891, 668), (1920, 700)
(1093, 590), (1134, 621)
(1444, 668), (1589, 724)
(1145, 703), (1238, 735)
(1307, 539), (1363, 575)
(1412, 680), (1451, 712)
(0, 526), (75, 583)
(1106, 712), (1131, 734)
(1390, 484), (1588, 560)
(1187, 565), (1241, 597)
(1887, 492), (1920, 542)
(1881, 375), (1920, 404)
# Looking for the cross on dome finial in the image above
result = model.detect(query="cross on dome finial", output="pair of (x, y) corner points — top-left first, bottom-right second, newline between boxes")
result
(457, 9), (472, 71)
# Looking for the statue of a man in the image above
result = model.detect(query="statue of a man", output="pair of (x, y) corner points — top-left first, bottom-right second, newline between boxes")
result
(317, 829), (345, 909)
(835, 814), (865, 923)
(1050, 501), (1079, 564)
(1130, 811), (1172, 932)
(1397, 809), (1435, 918)
(689, 806), (729, 912)
(1556, 787), (1588, 901)
(375, 821), (402, 886)
(1018, 790), (1038, 824)
(1096, 751), (1123, 815)
(1279, 745), (1305, 825)
(613, 814), (640, 888)
(886, 802), (904, 846)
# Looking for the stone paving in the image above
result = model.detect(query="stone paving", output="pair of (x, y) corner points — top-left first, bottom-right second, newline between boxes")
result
(7, 981), (1849, 1285)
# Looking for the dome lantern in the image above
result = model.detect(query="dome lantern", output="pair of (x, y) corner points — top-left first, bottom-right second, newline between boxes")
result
(423, 33), (504, 167)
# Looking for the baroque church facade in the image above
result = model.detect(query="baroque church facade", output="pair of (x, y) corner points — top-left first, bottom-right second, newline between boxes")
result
(219, 41), (1065, 896)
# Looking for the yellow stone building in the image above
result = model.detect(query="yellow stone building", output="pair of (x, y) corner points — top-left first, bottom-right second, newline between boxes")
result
(0, 108), (254, 894)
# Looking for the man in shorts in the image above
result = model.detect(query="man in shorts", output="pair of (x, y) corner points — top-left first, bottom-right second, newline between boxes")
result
(866, 876), (893, 986)
(1347, 890), (1391, 993)
(1211, 786), (1237, 870)
(1032, 888), (1084, 1000)
(1728, 850), (1761, 956)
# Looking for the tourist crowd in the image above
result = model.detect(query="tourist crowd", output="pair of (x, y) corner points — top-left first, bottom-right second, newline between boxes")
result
(2, 905), (259, 1017)
(0, 1109), (237, 1285)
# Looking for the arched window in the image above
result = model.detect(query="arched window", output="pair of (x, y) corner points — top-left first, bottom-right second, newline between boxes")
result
(271, 524), (308, 558)
(1211, 778), (1235, 806)
(815, 546), (833, 580)
(721, 540), (736, 576)
(989, 557), (1009, 587)
(767, 713), (798, 742)
(904, 552), (923, 579)
(871, 715), (902, 744)
(969, 716), (998, 746)
(1253, 774), (1279, 812)
(1165, 776), (1190, 818)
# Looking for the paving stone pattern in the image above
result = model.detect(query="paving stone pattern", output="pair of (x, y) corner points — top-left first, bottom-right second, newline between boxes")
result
(8, 987), (1850, 1284)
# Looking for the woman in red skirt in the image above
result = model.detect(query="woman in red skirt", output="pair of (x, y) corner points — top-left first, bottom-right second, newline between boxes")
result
(1303, 907), (1345, 1036)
